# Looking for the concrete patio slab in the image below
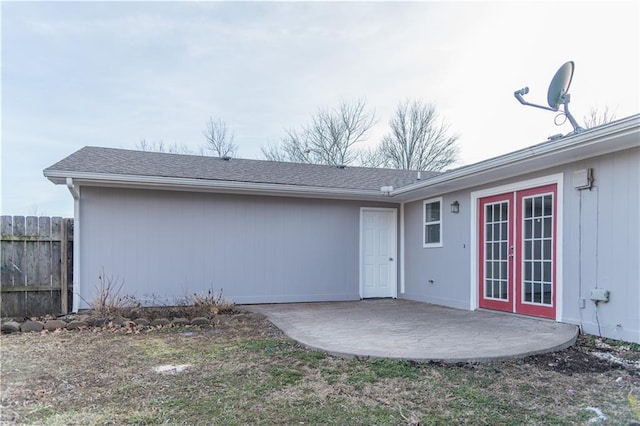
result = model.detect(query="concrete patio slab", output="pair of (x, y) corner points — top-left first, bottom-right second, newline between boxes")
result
(246, 299), (579, 363)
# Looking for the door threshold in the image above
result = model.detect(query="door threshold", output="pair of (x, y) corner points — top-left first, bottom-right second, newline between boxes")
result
(361, 297), (396, 301)
(477, 308), (557, 323)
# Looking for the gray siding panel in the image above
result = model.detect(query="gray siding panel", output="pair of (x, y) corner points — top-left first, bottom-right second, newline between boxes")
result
(561, 147), (639, 342)
(402, 192), (471, 310)
(78, 187), (397, 307)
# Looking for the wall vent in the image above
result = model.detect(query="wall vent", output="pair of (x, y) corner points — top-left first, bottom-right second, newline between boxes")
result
(573, 168), (593, 189)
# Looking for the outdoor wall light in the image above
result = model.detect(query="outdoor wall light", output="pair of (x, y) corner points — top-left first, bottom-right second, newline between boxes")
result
(450, 201), (460, 214)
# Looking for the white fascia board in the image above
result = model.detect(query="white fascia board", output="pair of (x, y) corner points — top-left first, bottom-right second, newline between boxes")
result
(44, 170), (391, 202)
(391, 114), (640, 202)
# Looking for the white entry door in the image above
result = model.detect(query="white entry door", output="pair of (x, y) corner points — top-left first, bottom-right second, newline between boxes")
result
(360, 208), (397, 298)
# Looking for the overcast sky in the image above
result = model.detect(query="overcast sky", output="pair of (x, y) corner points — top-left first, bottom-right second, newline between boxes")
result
(1, 1), (638, 217)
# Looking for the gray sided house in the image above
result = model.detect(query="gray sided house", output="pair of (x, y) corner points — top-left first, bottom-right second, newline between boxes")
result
(45, 115), (640, 343)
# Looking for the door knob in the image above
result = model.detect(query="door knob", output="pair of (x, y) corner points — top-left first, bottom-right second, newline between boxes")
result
(389, 257), (394, 261)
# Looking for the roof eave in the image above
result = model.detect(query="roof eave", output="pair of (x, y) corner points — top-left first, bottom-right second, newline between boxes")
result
(43, 170), (393, 202)
(389, 114), (640, 202)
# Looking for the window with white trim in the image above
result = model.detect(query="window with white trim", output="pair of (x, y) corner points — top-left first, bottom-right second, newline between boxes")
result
(423, 197), (442, 248)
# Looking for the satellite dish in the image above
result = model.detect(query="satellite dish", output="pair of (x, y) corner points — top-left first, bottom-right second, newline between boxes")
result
(514, 61), (584, 135)
(547, 61), (574, 110)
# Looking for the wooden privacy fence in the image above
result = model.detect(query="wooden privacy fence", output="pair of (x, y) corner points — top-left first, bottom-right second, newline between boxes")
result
(1, 216), (73, 318)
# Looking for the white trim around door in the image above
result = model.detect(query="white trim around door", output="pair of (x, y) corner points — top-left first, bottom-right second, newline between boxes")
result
(360, 207), (398, 299)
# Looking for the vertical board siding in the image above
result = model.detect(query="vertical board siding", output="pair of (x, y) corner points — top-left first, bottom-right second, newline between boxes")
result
(78, 187), (396, 307)
(565, 147), (640, 342)
(0, 216), (73, 317)
(402, 191), (472, 310)
(554, 148), (640, 342)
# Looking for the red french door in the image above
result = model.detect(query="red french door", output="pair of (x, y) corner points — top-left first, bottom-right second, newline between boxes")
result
(479, 184), (557, 319)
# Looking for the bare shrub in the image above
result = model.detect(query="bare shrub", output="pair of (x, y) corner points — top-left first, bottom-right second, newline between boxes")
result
(190, 288), (236, 316)
(90, 268), (139, 317)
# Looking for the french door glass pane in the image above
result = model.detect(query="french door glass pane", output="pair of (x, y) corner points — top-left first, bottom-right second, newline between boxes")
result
(534, 241), (541, 259)
(521, 194), (553, 307)
(525, 241), (532, 260)
(543, 195), (553, 216)
(543, 284), (552, 304)
(524, 261), (532, 281)
(524, 282), (532, 302)
(524, 199), (532, 218)
(534, 219), (542, 238)
(543, 218), (552, 238)
(492, 281), (500, 298)
(484, 201), (509, 301)
(543, 240), (552, 260)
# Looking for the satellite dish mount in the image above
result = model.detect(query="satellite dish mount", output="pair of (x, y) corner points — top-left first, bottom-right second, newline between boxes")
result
(514, 61), (584, 135)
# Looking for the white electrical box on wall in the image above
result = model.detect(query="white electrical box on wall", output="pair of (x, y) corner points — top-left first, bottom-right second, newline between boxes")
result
(573, 168), (593, 189)
(589, 288), (610, 302)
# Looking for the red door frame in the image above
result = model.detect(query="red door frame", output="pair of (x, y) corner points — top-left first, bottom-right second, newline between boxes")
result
(478, 192), (514, 313)
(514, 184), (557, 319)
(478, 184), (557, 320)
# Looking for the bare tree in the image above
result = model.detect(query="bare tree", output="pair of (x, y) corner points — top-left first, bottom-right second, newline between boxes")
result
(260, 142), (291, 162)
(357, 146), (386, 168)
(261, 129), (313, 163)
(583, 106), (617, 129)
(29, 203), (47, 217)
(203, 117), (238, 157)
(378, 100), (459, 171)
(136, 139), (192, 154)
(262, 98), (376, 166)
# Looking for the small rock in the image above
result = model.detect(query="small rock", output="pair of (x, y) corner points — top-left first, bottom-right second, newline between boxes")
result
(595, 340), (613, 350)
(191, 317), (210, 326)
(86, 317), (108, 327)
(584, 406), (607, 424)
(134, 318), (150, 326)
(128, 309), (141, 320)
(111, 316), (129, 326)
(153, 364), (191, 374)
(21, 321), (44, 332)
(1, 321), (21, 333)
(172, 317), (189, 326)
(59, 314), (78, 322)
(44, 320), (67, 331)
(151, 318), (170, 327)
(66, 320), (88, 330)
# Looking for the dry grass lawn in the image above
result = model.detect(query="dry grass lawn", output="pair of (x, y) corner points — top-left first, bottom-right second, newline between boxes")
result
(1, 311), (639, 425)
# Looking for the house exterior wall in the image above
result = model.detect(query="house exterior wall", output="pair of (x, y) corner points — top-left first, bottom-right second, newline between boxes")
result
(402, 146), (639, 343)
(77, 187), (398, 307)
(402, 191), (472, 310)
(561, 147), (639, 343)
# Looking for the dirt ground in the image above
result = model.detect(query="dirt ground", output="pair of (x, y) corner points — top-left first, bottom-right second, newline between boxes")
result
(1, 309), (639, 425)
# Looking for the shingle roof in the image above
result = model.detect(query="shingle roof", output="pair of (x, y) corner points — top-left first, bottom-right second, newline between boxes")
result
(44, 147), (438, 191)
